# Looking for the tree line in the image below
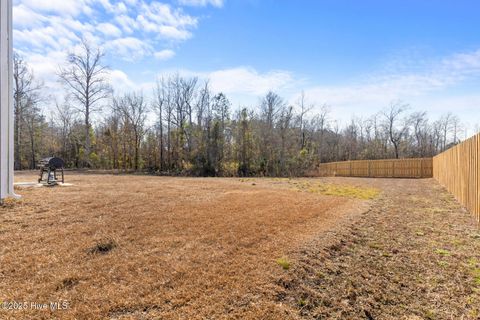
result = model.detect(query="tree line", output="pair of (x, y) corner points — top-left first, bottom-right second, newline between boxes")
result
(13, 42), (469, 176)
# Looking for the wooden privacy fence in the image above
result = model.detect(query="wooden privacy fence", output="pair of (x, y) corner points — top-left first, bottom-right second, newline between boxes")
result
(433, 133), (480, 223)
(316, 158), (433, 178)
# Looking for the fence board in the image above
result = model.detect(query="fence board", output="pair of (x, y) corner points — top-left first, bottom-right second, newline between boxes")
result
(315, 158), (433, 178)
(433, 133), (480, 223)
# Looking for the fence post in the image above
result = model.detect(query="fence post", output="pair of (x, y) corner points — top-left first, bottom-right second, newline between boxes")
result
(392, 161), (395, 177)
(368, 161), (371, 177)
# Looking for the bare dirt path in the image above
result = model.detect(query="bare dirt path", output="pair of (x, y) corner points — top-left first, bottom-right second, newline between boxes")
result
(276, 178), (480, 319)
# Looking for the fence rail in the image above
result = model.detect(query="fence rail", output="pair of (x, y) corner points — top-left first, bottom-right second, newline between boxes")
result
(433, 133), (480, 223)
(315, 158), (433, 178)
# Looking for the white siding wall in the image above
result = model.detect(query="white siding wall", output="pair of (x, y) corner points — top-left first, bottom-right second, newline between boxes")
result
(0, 0), (15, 201)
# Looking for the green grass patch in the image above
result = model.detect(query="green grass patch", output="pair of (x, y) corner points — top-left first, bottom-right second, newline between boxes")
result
(438, 261), (449, 268)
(298, 182), (380, 200)
(424, 310), (436, 320)
(276, 257), (291, 270)
(468, 258), (478, 267)
(426, 207), (448, 214)
(468, 259), (480, 286)
(368, 242), (383, 250)
(434, 248), (451, 256)
(473, 269), (480, 286)
(298, 298), (308, 307)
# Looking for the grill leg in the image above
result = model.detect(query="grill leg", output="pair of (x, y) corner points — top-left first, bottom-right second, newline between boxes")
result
(38, 169), (45, 183)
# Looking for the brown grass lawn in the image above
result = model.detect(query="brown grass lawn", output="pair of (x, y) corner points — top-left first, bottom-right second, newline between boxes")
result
(1, 173), (367, 320)
(2, 173), (480, 319)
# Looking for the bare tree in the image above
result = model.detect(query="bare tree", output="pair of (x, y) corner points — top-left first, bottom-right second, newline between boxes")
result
(296, 91), (313, 149)
(237, 108), (252, 176)
(432, 113), (462, 151)
(113, 93), (149, 170)
(409, 111), (428, 157)
(22, 97), (45, 169)
(344, 117), (359, 160)
(58, 40), (111, 167)
(259, 91), (285, 175)
(278, 105), (293, 174)
(13, 54), (43, 169)
(310, 105), (330, 161)
(382, 102), (409, 159)
(54, 101), (76, 161)
(154, 77), (167, 171)
(441, 113), (451, 150)
(212, 92), (231, 165)
(450, 115), (463, 145)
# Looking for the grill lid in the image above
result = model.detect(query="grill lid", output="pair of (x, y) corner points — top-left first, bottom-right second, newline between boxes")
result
(39, 157), (65, 169)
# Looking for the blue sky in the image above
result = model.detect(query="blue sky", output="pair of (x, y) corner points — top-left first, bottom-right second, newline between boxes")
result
(12, 0), (480, 133)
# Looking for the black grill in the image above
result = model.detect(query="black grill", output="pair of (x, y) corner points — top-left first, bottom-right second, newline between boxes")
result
(38, 157), (65, 185)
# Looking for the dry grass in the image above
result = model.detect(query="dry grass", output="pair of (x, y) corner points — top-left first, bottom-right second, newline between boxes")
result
(0, 172), (367, 320)
(2, 173), (479, 319)
(276, 178), (480, 319)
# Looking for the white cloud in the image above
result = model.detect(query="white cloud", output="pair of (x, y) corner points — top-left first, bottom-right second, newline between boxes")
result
(14, 0), (201, 62)
(13, 0), (208, 66)
(115, 14), (137, 34)
(97, 22), (123, 38)
(154, 49), (176, 60)
(148, 66), (298, 108)
(108, 69), (136, 94)
(105, 37), (153, 61)
(441, 49), (480, 77)
(13, 49), (69, 104)
(207, 67), (294, 96)
(137, 2), (197, 40)
(179, 0), (224, 7)
(12, 4), (46, 28)
(15, 0), (91, 17)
